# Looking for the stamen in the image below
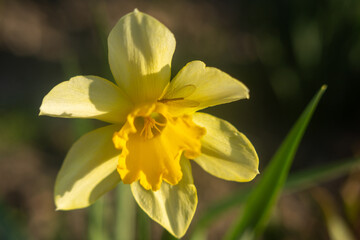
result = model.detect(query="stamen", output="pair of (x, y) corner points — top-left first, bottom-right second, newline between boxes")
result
(112, 103), (206, 191)
(153, 124), (162, 133)
(140, 117), (166, 139)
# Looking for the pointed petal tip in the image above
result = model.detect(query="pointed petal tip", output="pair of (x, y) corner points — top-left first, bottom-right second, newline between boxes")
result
(244, 87), (250, 99)
(54, 200), (80, 211)
(54, 201), (64, 211)
(108, 8), (175, 104)
(38, 105), (47, 116)
(130, 158), (198, 239)
(54, 197), (67, 211)
(243, 170), (260, 182)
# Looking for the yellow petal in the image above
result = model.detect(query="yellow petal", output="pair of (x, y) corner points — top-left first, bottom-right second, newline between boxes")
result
(39, 75), (132, 123)
(113, 103), (205, 191)
(108, 9), (176, 104)
(131, 157), (197, 238)
(161, 61), (249, 115)
(55, 125), (121, 210)
(192, 113), (259, 182)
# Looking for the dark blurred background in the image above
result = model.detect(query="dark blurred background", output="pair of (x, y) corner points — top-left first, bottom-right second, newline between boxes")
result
(0, 0), (359, 239)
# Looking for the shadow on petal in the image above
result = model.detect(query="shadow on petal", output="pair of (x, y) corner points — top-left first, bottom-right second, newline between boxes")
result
(55, 125), (122, 210)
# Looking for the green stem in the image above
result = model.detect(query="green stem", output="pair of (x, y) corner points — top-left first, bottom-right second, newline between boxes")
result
(88, 197), (107, 240)
(115, 183), (136, 240)
(137, 207), (151, 240)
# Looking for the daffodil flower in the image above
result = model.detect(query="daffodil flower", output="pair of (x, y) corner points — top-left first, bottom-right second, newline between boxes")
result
(39, 9), (259, 238)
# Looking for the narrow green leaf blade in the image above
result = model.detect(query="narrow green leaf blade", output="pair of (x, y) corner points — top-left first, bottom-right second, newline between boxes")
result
(190, 157), (359, 239)
(190, 190), (249, 240)
(224, 85), (327, 240)
(286, 156), (360, 192)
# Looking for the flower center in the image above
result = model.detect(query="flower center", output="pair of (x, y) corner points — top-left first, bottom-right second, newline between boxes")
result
(112, 103), (206, 191)
(135, 114), (166, 140)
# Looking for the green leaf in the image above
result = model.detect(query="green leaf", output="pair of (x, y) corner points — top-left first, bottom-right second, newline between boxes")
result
(190, 190), (249, 240)
(286, 156), (360, 192)
(190, 156), (359, 239)
(224, 85), (327, 240)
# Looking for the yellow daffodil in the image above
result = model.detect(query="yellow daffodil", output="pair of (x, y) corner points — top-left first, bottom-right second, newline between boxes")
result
(39, 9), (259, 238)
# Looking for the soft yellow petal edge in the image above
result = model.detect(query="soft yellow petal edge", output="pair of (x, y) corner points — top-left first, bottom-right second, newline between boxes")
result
(193, 112), (259, 182)
(40, 75), (132, 123)
(55, 124), (121, 210)
(130, 157), (197, 238)
(108, 9), (176, 104)
(161, 60), (249, 115)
